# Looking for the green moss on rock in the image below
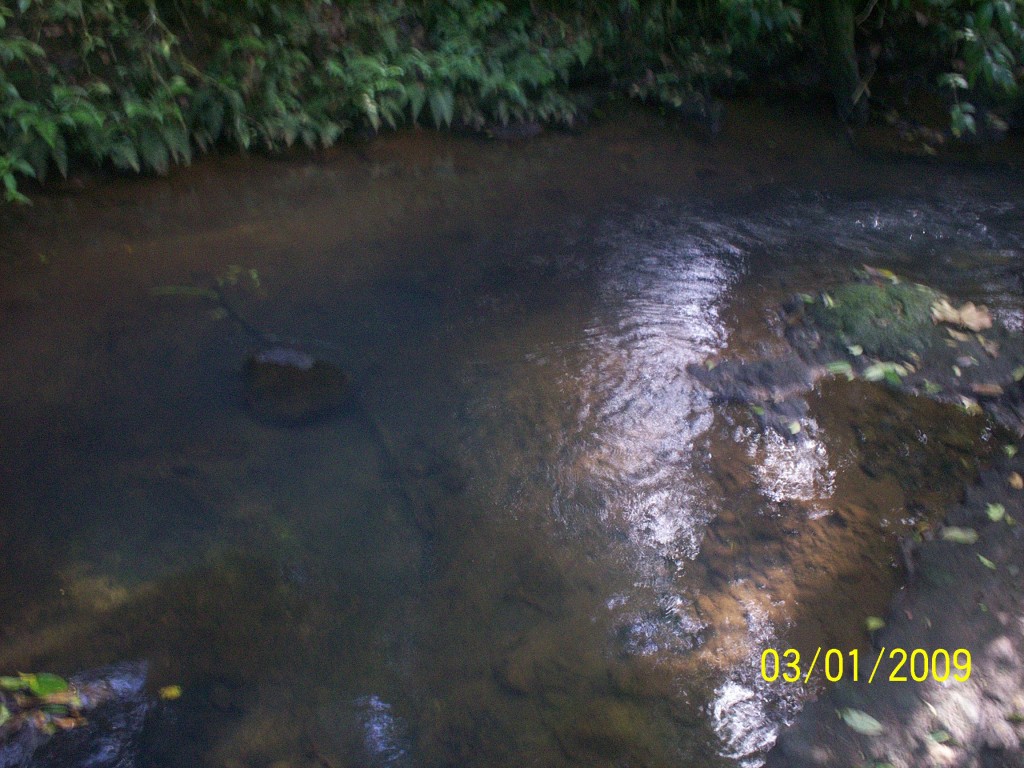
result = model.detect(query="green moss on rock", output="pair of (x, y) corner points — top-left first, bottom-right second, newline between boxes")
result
(809, 281), (941, 360)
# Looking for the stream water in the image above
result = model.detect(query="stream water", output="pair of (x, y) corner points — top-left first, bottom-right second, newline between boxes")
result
(1, 101), (1022, 768)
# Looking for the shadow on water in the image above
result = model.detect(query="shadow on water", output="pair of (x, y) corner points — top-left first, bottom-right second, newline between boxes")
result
(0, 100), (1022, 767)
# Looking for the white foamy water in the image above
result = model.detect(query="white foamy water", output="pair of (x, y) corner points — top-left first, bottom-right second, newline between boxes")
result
(751, 422), (835, 504)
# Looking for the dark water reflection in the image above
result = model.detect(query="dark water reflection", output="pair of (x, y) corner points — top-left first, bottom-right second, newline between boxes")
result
(1, 102), (1022, 767)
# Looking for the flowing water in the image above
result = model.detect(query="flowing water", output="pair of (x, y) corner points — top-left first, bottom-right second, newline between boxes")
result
(1, 101), (1022, 767)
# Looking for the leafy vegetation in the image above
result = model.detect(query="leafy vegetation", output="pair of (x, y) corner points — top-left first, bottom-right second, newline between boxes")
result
(1, 0), (1022, 201)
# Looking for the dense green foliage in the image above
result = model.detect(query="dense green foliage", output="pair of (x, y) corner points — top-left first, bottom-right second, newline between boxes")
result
(1, 0), (1022, 201)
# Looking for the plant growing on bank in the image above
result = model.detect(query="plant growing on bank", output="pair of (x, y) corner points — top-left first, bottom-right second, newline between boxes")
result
(1, 0), (1022, 203)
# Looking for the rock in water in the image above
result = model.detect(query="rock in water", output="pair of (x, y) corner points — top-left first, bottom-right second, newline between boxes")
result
(0, 662), (150, 768)
(242, 347), (352, 425)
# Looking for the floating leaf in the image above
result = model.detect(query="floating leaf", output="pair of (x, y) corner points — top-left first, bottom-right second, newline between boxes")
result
(1009, 472), (1023, 490)
(864, 364), (886, 382)
(978, 554), (996, 570)
(797, 293), (815, 304)
(1006, 445), (1019, 458)
(864, 362), (907, 383)
(847, 344), (864, 357)
(952, 365), (962, 377)
(827, 360), (854, 377)
(929, 729), (952, 743)
(158, 685), (183, 701)
(862, 265), (899, 283)
(971, 383), (1004, 397)
(840, 708), (884, 736)
(941, 526), (979, 544)
(932, 299), (992, 331)
(822, 293), (835, 308)
(923, 380), (942, 395)
(946, 328), (971, 342)
(751, 405), (765, 416)
(0, 676), (26, 691)
(866, 616), (885, 631)
(959, 396), (982, 415)
(958, 303), (992, 332)
(986, 503), (1006, 522)
(1013, 366), (1024, 382)
(0, 704), (8, 727)
(22, 672), (69, 697)
(788, 421), (801, 435)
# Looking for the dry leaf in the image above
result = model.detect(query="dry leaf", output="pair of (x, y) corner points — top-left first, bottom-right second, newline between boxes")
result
(1010, 472), (1023, 491)
(958, 302), (992, 331)
(947, 328), (971, 342)
(931, 299), (993, 332)
(970, 383), (1004, 397)
(932, 299), (960, 325)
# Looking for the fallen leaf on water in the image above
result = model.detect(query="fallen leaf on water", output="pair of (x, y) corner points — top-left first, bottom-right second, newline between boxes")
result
(971, 383), (1004, 397)
(931, 299), (993, 331)
(941, 526), (979, 544)
(930, 729), (952, 743)
(840, 708), (884, 736)
(787, 421), (801, 435)
(959, 396), (982, 415)
(862, 265), (900, 282)
(979, 554), (997, 570)
(158, 685), (183, 701)
(1013, 366), (1024, 382)
(866, 616), (885, 631)
(932, 299), (960, 325)
(22, 673), (69, 697)
(1010, 472), (1023, 490)
(827, 360), (854, 377)
(847, 344), (864, 356)
(0, 676), (25, 691)
(987, 503), (1006, 521)
(947, 328), (971, 342)
(1006, 445), (1019, 458)
(958, 302), (993, 331)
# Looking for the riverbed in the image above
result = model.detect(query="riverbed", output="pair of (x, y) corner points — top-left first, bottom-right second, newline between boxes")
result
(1, 99), (1022, 767)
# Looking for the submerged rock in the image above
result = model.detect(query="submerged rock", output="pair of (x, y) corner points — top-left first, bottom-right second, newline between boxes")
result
(687, 357), (821, 439)
(242, 347), (353, 425)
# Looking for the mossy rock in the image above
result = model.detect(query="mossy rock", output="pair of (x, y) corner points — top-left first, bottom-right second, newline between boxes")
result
(808, 281), (941, 360)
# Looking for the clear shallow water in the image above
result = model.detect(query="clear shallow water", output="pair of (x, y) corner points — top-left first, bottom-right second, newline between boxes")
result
(0, 102), (1022, 767)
